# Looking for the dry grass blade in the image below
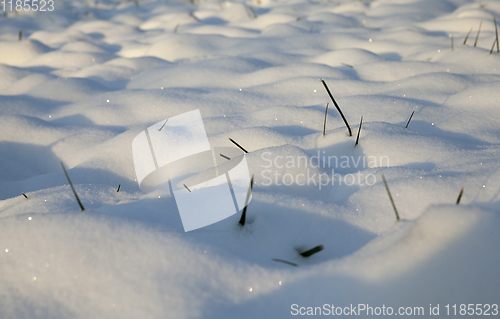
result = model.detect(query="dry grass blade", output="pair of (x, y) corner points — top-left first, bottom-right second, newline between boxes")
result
(381, 174), (400, 221)
(355, 116), (363, 146)
(158, 119), (168, 131)
(229, 138), (248, 153)
(474, 20), (482, 47)
(456, 188), (464, 205)
(300, 245), (324, 257)
(490, 38), (497, 54)
(323, 102), (329, 136)
(405, 110), (415, 128)
(321, 79), (352, 136)
(61, 162), (85, 211)
(494, 16), (499, 52)
(463, 27), (472, 45)
(239, 175), (254, 226)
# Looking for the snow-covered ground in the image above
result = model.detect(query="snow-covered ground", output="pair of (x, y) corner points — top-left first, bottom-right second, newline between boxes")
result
(1, 0), (499, 318)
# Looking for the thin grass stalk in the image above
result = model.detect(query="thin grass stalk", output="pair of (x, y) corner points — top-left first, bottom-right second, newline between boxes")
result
(474, 21), (482, 47)
(300, 245), (324, 257)
(323, 102), (329, 136)
(229, 138), (249, 153)
(381, 174), (400, 221)
(456, 188), (464, 205)
(61, 162), (85, 211)
(463, 27), (472, 45)
(405, 110), (415, 128)
(321, 80), (352, 136)
(239, 175), (254, 226)
(355, 116), (363, 146)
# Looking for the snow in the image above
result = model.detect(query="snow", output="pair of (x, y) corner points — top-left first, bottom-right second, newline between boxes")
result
(0, 0), (499, 318)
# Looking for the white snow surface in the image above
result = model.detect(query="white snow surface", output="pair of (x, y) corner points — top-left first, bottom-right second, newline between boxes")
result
(1, 0), (500, 318)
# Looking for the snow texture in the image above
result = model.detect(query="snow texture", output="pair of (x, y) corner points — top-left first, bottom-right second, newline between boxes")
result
(0, 0), (499, 318)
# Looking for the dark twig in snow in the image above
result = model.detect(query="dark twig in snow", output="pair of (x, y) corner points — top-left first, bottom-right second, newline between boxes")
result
(456, 188), (464, 205)
(239, 175), (254, 226)
(382, 174), (400, 221)
(463, 27), (472, 45)
(405, 110), (415, 129)
(494, 16), (499, 52)
(220, 153), (231, 161)
(323, 102), (329, 136)
(355, 116), (363, 146)
(18, 30), (22, 41)
(22, 193), (28, 199)
(117, 184), (121, 192)
(183, 184), (191, 192)
(321, 80), (352, 136)
(490, 38), (497, 54)
(158, 119), (168, 131)
(300, 245), (324, 257)
(474, 21), (482, 47)
(229, 138), (248, 153)
(61, 162), (85, 211)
